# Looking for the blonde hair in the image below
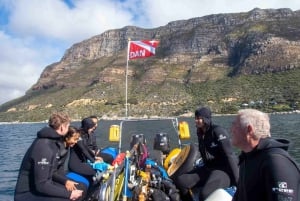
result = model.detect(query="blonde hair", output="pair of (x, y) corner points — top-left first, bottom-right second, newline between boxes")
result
(48, 112), (71, 130)
(238, 109), (271, 139)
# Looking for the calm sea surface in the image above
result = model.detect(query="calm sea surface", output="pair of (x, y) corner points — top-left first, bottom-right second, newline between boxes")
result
(0, 114), (299, 201)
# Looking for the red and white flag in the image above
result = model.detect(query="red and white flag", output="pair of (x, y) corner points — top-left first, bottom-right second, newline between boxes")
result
(128, 40), (159, 60)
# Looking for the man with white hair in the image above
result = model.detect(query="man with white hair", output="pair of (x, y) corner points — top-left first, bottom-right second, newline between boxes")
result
(231, 109), (299, 201)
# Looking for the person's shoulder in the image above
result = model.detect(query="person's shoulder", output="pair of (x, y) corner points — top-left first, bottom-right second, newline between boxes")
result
(263, 148), (299, 171)
(31, 138), (55, 155)
(264, 147), (290, 158)
(34, 137), (52, 145)
(212, 124), (229, 137)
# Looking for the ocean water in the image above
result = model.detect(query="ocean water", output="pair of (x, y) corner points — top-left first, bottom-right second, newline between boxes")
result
(0, 114), (299, 201)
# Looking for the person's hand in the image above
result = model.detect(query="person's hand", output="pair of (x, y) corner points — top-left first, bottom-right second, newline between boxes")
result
(65, 180), (78, 191)
(95, 156), (103, 162)
(95, 149), (100, 156)
(70, 189), (83, 200)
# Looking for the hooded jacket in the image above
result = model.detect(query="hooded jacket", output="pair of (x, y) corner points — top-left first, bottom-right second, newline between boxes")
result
(233, 137), (300, 201)
(81, 117), (98, 152)
(68, 119), (97, 178)
(68, 141), (97, 178)
(14, 127), (71, 200)
(195, 107), (239, 186)
(197, 123), (239, 186)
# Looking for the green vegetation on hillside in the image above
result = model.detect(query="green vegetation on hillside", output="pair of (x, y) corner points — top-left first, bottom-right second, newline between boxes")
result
(0, 69), (299, 122)
(185, 69), (300, 114)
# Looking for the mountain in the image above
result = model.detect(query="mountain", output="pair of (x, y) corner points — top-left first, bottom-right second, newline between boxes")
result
(1, 8), (300, 122)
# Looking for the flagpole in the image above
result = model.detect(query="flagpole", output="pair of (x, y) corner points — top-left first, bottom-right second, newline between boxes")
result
(125, 39), (130, 118)
(125, 39), (158, 118)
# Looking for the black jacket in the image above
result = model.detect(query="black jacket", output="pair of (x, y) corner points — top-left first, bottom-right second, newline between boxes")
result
(14, 127), (71, 200)
(233, 137), (300, 201)
(68, 138), (96, 178)
(80, 131), (97, 158)
(197, 124), (239, 186)
(84, 132), (98, 153)
(52, 147), (70, 185)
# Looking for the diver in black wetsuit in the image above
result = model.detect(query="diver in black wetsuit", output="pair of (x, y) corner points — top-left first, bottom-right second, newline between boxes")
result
(173, 107), (239, 201)
(68, 118), (98, 185)
(231, 109), (300, 201)
(52, 126), (89, 197)
(14, 112), (85, 201)
(87, 115), (99, 154)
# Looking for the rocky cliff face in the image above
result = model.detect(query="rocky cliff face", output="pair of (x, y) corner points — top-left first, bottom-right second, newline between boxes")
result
(31, 8), (300, 91)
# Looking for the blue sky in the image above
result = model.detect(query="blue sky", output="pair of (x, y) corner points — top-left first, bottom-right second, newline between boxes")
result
(0, 0), (299, 105)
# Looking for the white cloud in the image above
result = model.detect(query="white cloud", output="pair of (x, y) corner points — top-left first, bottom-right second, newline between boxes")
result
(0, 31), (48, 104)
(8, 0), (136, 42)
(0, 0), (299, 105)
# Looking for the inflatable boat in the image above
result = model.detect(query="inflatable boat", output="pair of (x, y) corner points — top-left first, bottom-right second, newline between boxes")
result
(84, 118), (234, 201)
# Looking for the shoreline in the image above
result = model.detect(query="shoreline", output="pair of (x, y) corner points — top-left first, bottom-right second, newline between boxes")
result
(1, 110), (299, 124)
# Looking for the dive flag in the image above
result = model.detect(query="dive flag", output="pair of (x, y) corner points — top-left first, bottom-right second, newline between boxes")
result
(128, 40), (159, 60)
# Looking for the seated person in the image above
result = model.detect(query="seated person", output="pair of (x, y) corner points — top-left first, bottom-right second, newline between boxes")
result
(80, 117), (100, 156)
(53, 126), (89, 193)
(88, 115), (100, 154)
(68, 118), (100, 186)
(69, 139), (98, 187)
(173, 107), (239, 201)
(14, 112), (84, 201)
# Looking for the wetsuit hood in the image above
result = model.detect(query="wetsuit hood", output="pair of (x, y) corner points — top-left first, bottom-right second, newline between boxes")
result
(256, 137), (290, 151)
(81, 118), (96, 133)
(195, 107), (212, 125)
(37, 126), (62, 139)
(239, 137), (290, 163)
